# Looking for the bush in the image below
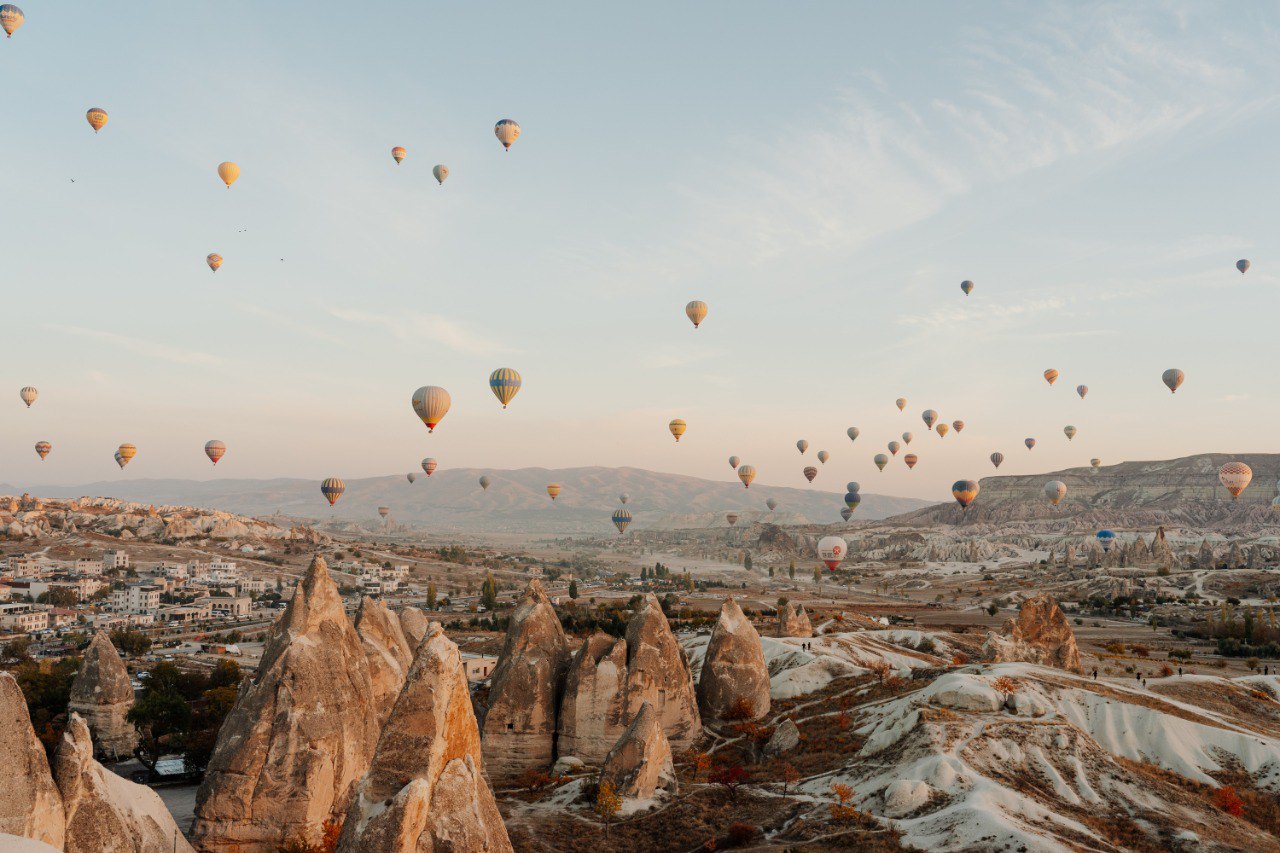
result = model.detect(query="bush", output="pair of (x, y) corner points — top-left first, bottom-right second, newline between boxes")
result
(724, 697), (755, 721)
(1213, 785), (1244, 817)
(1130, 643), (1151, 657)
(725, 823), (757, 846)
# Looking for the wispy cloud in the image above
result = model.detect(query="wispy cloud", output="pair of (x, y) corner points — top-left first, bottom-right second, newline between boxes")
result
(640, 347), (724, 370)
(43, 325), (224, 366)
(327, 308), (512, 356)
(897, 297), (1069, 332)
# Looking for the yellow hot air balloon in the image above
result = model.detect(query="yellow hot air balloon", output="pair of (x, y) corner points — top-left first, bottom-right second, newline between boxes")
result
(207, 253), (223, 272)
(86, 107), (108, 133)
(936, 423), (950, 438)
(117, 443), (136, 468)
(433, 165), (449, 185)
(952, 479), (980, 509)
(546, 483), (562, 501)
(489, 368), (521, 408)
(737, 464), (757, 489)
(685, 300), (708, 329)
(391, 146), (406, 164)
(19, 386), (37, 407)
(411, 386), (452, 433)
(1043, 368), (1059, 386)
(495, 119), (521, 150)
(217, 161), (240, 189)
(321, 477), (345, 506)
(669, 419), (687, 442)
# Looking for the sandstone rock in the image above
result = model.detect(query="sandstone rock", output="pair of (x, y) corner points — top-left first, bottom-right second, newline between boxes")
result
(931, 680), (1002, 712)
(763, 718), (800, 756)
(600, 702), (677, 800)
(481, 580), (570, 777)
(338, 623), (512, 853)
(397, 606), (430, 649)
(697, 598), (771, 723)
(0, 673), (64, 848)
(190, 555), (379, 852)
(624, 594), (702, 752)
(54, 714), (194, 853)
(355, 596), (414, 726)
(68, 631), (138, 760)
(777, 602), (813, 638)
(882, 779), (931, 817)
(552, 756), (586, 775)
(557, 632), (629, 762)
(982, 594), (1082, 673)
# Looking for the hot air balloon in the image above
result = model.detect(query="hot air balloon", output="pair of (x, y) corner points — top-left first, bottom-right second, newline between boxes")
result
(685, 300), (708, 328)
(817, 450), (830, 464)
(922, 410), (938, 430)
(1218, 462), (1252, 499)
(546, 483), (561, 501)
(961, 280), (974, 295)
(902, 432), (913, 445)
(952, 420), (965, 434)
(421, 458), (438, 476)
(479, 475), (492, 491)
(669, 419), (687, 442)
(1025, 438), (1036, 450)
(612, 508), (632, 533)
(840, 507), (853, 521)
(726, 513), (739, 527)
(803, 466), (818, 483)
(951, 480), (979, 509)
(407, 473), (416, 483)
(1096, 530), (1116, 553)
(217, 162), (240, 189)
(737, 465), (757, 488)
(844, 491), (860, 509)
(904, 453), (918, 469)
(896, 398), (907, 411)
(1162, 369), (1184, 394)
(817, 536), (846, 571)
(34, 441), (50, 460)
(117, 443), (136, 466)
(873, 454), (889, 472)
(1044, 369), (1058, 386)
(1044, 480), (1067, 506)
(1064, 425), (1077, 441)
(19, 387), (37, 407)
(1091, 458), (1101, 469)
(990, 452), (1004, 468)
(936, 423), (950, 438)
(728, 455), (740, 469)
(796, 440), (809, 454)
(489, 368), (522, 408)
(0, 5), (23, 37)
(433, 165), (449, 185)
(411, 386), (451, 432)
(204, 440), (226, 465)
(321, 477), (344, 506)
(391, 146), (406, 164)
(888, 441), (900, 456)
(495, 119), (521, 150)
(846, 481), (860, 494)
(378, 506), (390, 519)
(1237, 259), (1251, 274)
(847, 427), (860, 442)
(207, 253), (223, 272)
(620, 493), (630, 505)
(113, 451), (123, 468)
(86, 108), (108, 133)
(1076, 385), (1088, 399)
(766, 498), (777, 511)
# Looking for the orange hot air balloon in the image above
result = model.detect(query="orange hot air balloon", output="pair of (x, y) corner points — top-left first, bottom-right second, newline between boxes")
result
(904, 453), (918, 469)
(391, 146), (406, 164)
(803, 466), (818, 483)
(207, 253), (223, 272)
(86, 107), (108, 133)
(685, 300), (708, 328)
(546, 483), (562, 501)
(1044, 369), (1058, 386)
(951, 479), (979, 509)
(204, 440), (226, 465)
(1218, 462), (1252, 500)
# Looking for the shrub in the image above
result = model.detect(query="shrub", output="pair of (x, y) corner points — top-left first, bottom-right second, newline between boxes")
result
(1213, 785), (1244, 817)
(724, 697), (756, 721)
(951, 653), (969, 666)
(725, 823), (757, 846)
(1159, 664), (1174, 678)
(709, 764), (750, 800)
(830, 782), (860, 822)
(1130, 643), (1151, 657)
(1103, 642), (1126, 655)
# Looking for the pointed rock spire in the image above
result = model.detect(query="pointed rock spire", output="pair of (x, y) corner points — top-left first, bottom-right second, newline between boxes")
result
(558, 632), (629, 762)
(397, 605), (430, 649)
(698, 598), (771, 722)
(0, 673), (64, 848)
(355, 596), (414, 726)
(624, 594), (702, 751)
(67, 631), (138, 760)
(600, 702), (677, 800)
(778, 602), (813, 638)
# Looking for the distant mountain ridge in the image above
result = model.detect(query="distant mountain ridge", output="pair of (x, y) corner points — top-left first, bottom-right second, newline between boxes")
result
(4, 466), (931, 535)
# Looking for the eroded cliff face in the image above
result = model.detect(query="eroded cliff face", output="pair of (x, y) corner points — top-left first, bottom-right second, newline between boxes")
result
(983, 594), (1082, 673)
(558, 632), (630, 762)
(0, 673), (65, 848)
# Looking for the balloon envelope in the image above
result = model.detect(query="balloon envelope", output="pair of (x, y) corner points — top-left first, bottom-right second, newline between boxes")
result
(922, 410), (937, 430)
(669, 419), (687, 442)
(873, 454), (889, 471)
(990, 452), (1004, 468)
(952, 420), (965, 433)
(846, 482), (860, 493)
(817, 450), (829, 464)
(961, 280), (974, 295)
(936, 423), (950, 438)
(34, 441), (50, 460)
(725, 513), (739, 527)
(728, 455), (740, 469)
(1162, 368), (1184, 394)
(817, 536), (846, 571)
(86, 108), (108, 133)
(840, 507), (853, 521)
(489, 368), (522, 408)
(766, 498), (778, 511)
(612, 508), (632, 533)
(951, 479), (979, 509)
(204, 440), (226, 465)
(546, 483), (561, 501)
(1218, 462), (1252, 499)
(1237, 259), (1250, 274)
(411, 386), (452, 432)
(1077, 385), (1088, 399)
(391, 146), (406, 164)
(378, 506), (390, 518)
(803, 466), (818, 483)
(479, 475), (492, 491)
(422, 458), (438, 476)
(904, 453), (918, 469)
(19, 386), (37, 407)
(1025, 438), (1036, 450)
(1091, 458), (1101, 469)
(685, 300), (708, 328)
(207, 253), (223, 272)
(1096, 529), (1116, 552)
(796, 439), (809, 454)
(320, 477), (344, 506)
(902, 432), (913, 444)
(847, 427), (860, 442)
(495, 119), (521, 149)
(888, 441), (900, 455)
(217, 161), (240, 188)
(407, 473), (416, 483)
(620, 493), (629, 505)
(1044, 369), (1058, 386)
(1064, 425), (1077, 440)
(1044, 480), (1067, 506)
(844, 491), (861, 509)
(895, 397), (906, 411)
(433, 165), (449, 184)
(0, 5), (24, 37)
(737, 465), (757, 488)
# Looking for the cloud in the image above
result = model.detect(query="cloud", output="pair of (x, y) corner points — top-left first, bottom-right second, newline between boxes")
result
(327, 308), (512, 356)
(640, 347), (724, 370)
(43, 325), (224, 366)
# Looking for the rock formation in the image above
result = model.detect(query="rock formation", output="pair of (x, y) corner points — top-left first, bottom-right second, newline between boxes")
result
(338, 623), (512, 852)
(600, 702), (677, 800)
(54, 714), (194, 853)
(0, 673), (64, 848)
(190, 555), (380, 852)
(778, 602), (813, 638)
(355, 596), (414, 726)
(67, 631), (138, 760)
(624, 594), (702, 752)
(481, 580), (570, 777)
(698, 598), (771, 722)
(398, 605), (430, 649)
(983, 594), (1082, 673)
(558, 632), (630, 762)
(763, 718), (800, 756)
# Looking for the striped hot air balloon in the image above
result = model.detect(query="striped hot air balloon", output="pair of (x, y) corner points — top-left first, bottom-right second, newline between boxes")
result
(546, 483), (562, 501)
(669, 419), (687, 442)
(86, 107), (108, 133)
(951, 480), (979, 509)
(0, 5), (24, 38)
(207, 253), (223, 272)
(19, 386), (37, 407)
(737, 465), (757, 488)
(1025, 438), (1036, 450)
(990, 452), (1004, 468)
(489, 368), (522, 408)
(204, 440), (226, 465)
(1077, 385), (1088, 399)
(421, 458), (438, 476)
(803, 466), (818, 483)
(1043, 369), (1058, 386)
(952, 420), (965, 433)
(1219, 462), (1252, 499)
(321, 477), (345, 506)
(612, 508), (632, 533)
(904, 453), (918, 469)
(391, 146), (406, 164)
(117, 443), (137, 465)
(378, 506), (390, 519)
(685, 300), (708, 328)
(433, 164), (449, 185)
(495, 119), (521, 150)
(726, 513), (739, 527)
(34, 441), (50, 460)
(922, 410), (938, 430)
(411, 386), (451, 432)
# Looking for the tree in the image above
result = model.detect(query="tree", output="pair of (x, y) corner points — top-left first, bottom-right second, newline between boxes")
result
(781, 763), (800, 796)
(209, 659), (241, 690)
(426, 581), (437, 611)
(568, 580), (579, 599)
(788, 561), (795, 580)
(2, 636), (33, 663)
(37, 587), (79, 608)
(768, 566), (774, 578)
(691, 751), (712, 781)
(109, 629), (152, 658)
(743, 553), (753, 571)
(480, 574), (498, 611)
(595, 779), (621, 837)
(709, 764), (749, 801)
(829, 783), (860, 822)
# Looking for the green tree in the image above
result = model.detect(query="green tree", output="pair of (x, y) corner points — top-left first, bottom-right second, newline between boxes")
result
(743, 553), (753, 571)
(480, 573), (498, 611)
(37, 587), (79, 608)
(768, 566), (774, 578)
(209, 659), (241, 690)
(788, 561), (796, 580)
(426, 581), (438, 610)
(109, 629), (152, 658)
(568, 580), (579, 599)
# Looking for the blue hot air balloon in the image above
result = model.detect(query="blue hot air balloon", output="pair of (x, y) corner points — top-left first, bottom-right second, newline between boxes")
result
(1096, 530), (1116, 553)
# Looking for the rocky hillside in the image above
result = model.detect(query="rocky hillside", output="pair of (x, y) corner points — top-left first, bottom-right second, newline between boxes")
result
(12, 467), (930, 535)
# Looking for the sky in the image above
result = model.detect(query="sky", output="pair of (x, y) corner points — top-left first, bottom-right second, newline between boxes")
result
(2, 1), (1280, 501)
